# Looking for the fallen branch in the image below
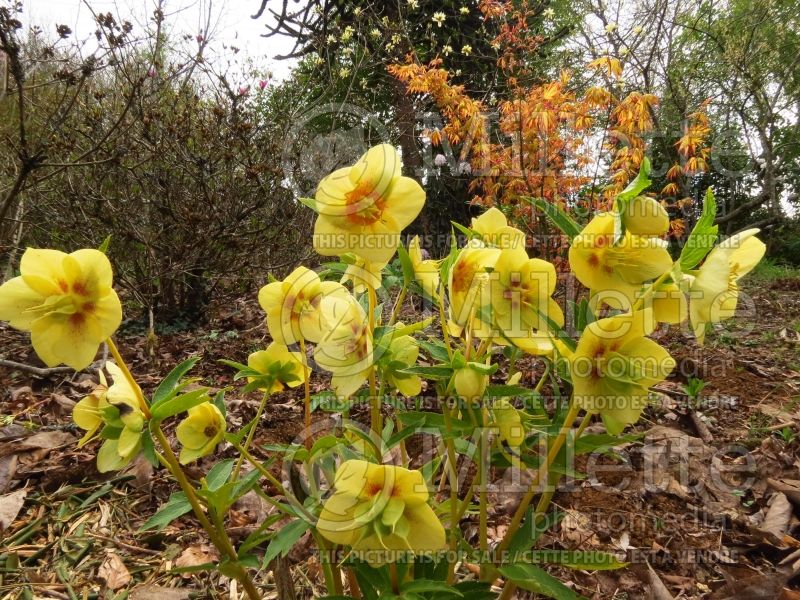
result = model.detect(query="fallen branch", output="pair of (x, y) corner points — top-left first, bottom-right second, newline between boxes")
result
(0, 358), (74, 377)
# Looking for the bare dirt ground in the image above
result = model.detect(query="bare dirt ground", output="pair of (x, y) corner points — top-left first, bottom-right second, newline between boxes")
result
(1, 276), (799, 600)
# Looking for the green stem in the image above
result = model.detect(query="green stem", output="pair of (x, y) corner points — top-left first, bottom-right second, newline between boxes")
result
(388, 285), (407, 326)
(299, 338), (313, 450)
(232, 390), (270, 481)
(106, 338), (151, 418)
(478, 415), (489, 580)
(437, 292), (454, 360)
(312, 532), (343, 595)
(441, 404), (460, 584)
(153, 427), (260, 600)
(631, 268), (673, 312)
(495, 400), (581, 557)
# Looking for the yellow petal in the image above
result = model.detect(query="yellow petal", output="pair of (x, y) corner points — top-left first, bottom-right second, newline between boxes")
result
(347, 144), (400, 199)
(317, 490), (363, 546)
(0, 276), (45, 330)
(624, 196), (669, 235)
(29, 313), (102, 369)
(383, 176), (425, 230)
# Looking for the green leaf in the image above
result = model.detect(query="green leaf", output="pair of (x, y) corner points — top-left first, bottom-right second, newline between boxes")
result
(397, 242), (415, 287)
(150, 387), (211, 422)
(525, 550), (628, 571)
(499, 563), (583, 599)
(98, 235), (112, 254)
(508, 509), (564, 557)
(299, 196), (317, 211)
(679, 187), (719, 270)
(141, 429), (158, 467)
(529, 198), (581, 240)
(451, 221), (480, 240)
(418, 340), (451, 362)
(613, 157), (652, 245)
(574, 433), (641, 455)
(205, 459), (235, 490)
(139, 492), (191, 531)
(262, 520), (310, 568)
(399, 365), (454, 380)
(400, 579), (464, 596)
(151, 357), (201, 408)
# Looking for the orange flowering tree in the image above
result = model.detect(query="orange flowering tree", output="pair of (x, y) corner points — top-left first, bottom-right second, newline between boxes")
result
(388, 0), (712, 261)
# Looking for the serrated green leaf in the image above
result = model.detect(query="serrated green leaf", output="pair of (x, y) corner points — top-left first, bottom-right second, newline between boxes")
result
(399, 365), (454, 379)
(150, 387), (211, 422)
(679, 187), (719, 270)
(613, 157), (652, 245)
(397, 242), (415, 287)
(139, 492), (191, 531)
(151, 357), (201, 408)
(262, 520), (310, 568)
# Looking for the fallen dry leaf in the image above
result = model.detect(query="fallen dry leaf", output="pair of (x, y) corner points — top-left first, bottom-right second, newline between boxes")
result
(647, 560), (675, 600)
(0, 488), (27, 530)
(98, 551), (132, 591)
(760, 492), (793, 541)
(130, 585), (192, 600)
(175, 544), (220, 578)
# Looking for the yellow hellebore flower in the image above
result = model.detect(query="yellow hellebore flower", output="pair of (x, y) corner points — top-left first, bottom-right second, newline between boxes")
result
(314, 296), (374, 397)
(408, 235), (440, 298)
(258, 266), (349, 345)
(470, 207), (526, 250)
(317, 460), (446, 561)
(87, 362), (146, 472)
(313, 144), (426, 264)
(0, 248), (122, 370)
(569, 213), (672, 309)
(447, 242), (500, 336)
(176, 401), (226, 464)
(489, 246), (564, 355)
(689, 228), (765, 345)
(453, 364), (488, 401)
(382, 333), (422, 397)
(624, 196), (669, 236)
(247, 342), (310, 393)
(568, 309), (675, 434)
(340, 255), (386, 294)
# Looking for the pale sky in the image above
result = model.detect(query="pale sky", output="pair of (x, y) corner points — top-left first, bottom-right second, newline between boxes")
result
(22, 0), (299, 82)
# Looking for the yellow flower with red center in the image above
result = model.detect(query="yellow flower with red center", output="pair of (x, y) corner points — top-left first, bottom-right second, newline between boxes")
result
(258, 266), (349, 345)
(489, 247), (563, 355)
(569, 214), (672, 310)
(447, 242), (500, 336)
(317, 460), (446, 561)
(567, 309), (675, 434)
(689, 228), (765, 344)
(313, 144), (426, 264)
(0, 248), (122, 370)
(314, 296), (374, 397)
